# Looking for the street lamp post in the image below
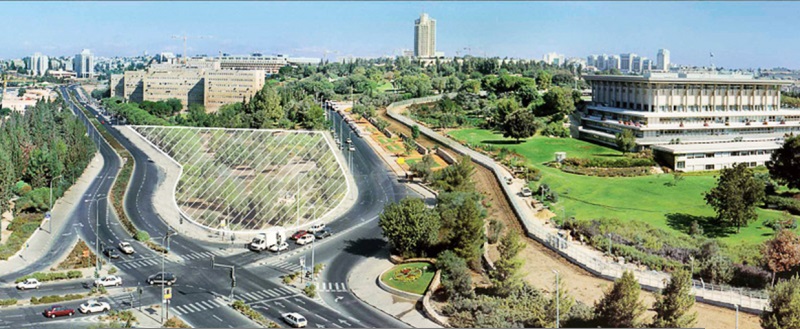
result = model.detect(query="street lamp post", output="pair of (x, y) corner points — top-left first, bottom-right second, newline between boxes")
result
(87, 195), (108, 279)
(159, 229), (176, 325)
(552, 269), (560, 328)
(735, 304), (739, 329)
(48, 174), (63, 232)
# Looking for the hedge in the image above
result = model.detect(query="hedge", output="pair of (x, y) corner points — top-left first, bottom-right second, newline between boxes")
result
(0, 299), (17, 307)
(15, 270), (82, 283)
(562, 157), (656, 168)
(232, 300), (280, 328)
(31, 294), (84, 305)
(764, 195), (800, 216)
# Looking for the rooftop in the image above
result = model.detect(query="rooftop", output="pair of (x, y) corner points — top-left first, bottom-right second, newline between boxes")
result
(585, 71), (792, 85)
(652, 140), (783, 154)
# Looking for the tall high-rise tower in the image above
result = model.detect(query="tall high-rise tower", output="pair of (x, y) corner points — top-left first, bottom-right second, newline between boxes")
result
(414, 13), (436, 58)
(30, 52), (49, 77)
(657, 48), (670, 71)
(74, 49), (94, 78)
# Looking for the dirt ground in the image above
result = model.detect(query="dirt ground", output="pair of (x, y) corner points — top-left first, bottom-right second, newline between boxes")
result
(378, 106), (762, 329)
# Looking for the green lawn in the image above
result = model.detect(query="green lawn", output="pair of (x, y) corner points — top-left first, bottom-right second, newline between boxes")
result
(380, 262), (436, 295)
(376, 82), (394, 93)
(448, 128), (793, 246)
(406, 158), (441, 169)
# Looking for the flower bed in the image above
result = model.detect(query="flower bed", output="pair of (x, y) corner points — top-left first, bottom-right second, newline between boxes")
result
(379, 262), (436, 295)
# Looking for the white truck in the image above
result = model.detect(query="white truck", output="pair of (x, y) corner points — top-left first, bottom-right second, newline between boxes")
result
(249, 227), (287, 252)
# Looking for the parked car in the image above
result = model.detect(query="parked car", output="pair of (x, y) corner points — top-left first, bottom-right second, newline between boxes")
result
(282, 312), (308, 328)
(147, 272), (177, 286)
(314, 228), (333, 240)
(268, 242), (289, 252)
(505, 176), (513, 185)
(79, 300), (110, 314)
(104, 248), (120, 259)
(291, 230), (308, 240)
(17, 278), (41, 290)
(521, 187), (532, 197)
(43, 305), (74, 318)
(308, 223), (326, 233)
(118, 242), (135, 254)
(94, 275), (122, 287)
(296, 234), (315, 246)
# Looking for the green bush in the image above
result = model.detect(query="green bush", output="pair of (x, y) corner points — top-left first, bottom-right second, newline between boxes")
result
(0, 299), (17, 307)
(15, 187), (53, 213)
(134, 230), (150, 242)
(562, 157), (655, 168)
(67, 270), (82, 279)
(13, 181), (31, 196)
(303, 284), (317, 298)
(764, 195), (800, 216)
(31, 293), (84, 305)
(15, 270), (80, 283)
(488, 219), (505, 244)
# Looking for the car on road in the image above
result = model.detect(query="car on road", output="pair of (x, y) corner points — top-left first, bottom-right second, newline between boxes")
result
(314, 228), (333, 240)
(17, 278), (41, 290)
(282, 312), (308, 328)
(79, 300), (110, 314)
(95, 275), (122, 287)
(118, 242), (135, 254)
(268, 242), (289, 252)
(346, 138), (352, 144)
(308, 223), (326, 233)
(296, 234), (315, 245)
(348, 145), (355, 152)
(521, 187), (532, 197)
(104, 248), (120, 259)
(505, 176), (513, 185)
(291, 230), (309, 240)
(147, 272), (177, 286)
(43, 305), (74, 318)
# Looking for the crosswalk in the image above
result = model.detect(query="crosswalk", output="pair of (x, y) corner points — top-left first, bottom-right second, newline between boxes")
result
(267, 260), (303, 272)
(317, 282), (348, 292)
(170, 299), (227, 316)
(181, 250), (222, 261)
(238, 287), (296, 302)
(115, 257), (160, 270)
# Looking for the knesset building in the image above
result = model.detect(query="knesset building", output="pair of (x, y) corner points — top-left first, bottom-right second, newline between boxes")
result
(578, 71), (797, 172)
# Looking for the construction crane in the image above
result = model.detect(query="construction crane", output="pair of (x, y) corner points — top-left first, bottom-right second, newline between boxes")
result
(171, 34), (213, 65)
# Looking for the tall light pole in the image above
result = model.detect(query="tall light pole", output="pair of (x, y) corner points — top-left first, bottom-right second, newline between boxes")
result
(159, 229), (176, 325)
(48, 174), (63, 232)
(735, 304), (739, 329)
(552, 269), (560, 329)
(87, 195), (108, 279)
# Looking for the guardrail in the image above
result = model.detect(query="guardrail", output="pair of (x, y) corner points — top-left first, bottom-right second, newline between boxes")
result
(385, 95), (769, 314)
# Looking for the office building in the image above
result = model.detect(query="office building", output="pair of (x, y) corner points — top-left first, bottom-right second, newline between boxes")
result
(30, 52), (49, 77)
(74, 49), (94, 78)
(620, 53), (637, 73)
(543, 52), (566, 66)
(657, 49), (670, 71)
(642, 58), (653, 72)
(605, 55), (621, 71)
(414, 13), (437, 58)
(579, 71), (797, 171)
(596, 54), (608, 70)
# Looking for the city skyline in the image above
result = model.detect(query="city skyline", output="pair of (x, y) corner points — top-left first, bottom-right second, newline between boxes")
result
(2, 2), (799, 69)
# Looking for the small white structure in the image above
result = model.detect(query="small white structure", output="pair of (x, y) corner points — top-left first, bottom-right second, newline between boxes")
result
(555, 152), (567, 163)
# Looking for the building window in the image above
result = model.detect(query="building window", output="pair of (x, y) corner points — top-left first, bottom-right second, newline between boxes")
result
(705, 164), (715, 170)
(676, 161), (685, 169)
(750, 162), (757, 167)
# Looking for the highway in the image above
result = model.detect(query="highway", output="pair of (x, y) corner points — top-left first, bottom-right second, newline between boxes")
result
(0, 85), (413, 328)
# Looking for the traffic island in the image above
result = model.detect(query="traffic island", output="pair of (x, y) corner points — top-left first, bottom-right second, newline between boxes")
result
(378, 262), (435, 298)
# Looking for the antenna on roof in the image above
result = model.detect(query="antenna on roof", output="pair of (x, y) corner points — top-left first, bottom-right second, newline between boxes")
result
(709, 51), (715, 71)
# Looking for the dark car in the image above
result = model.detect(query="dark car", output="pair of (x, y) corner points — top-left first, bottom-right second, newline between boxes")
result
(291, 230), (308, 240)
(147, 272), (177, 286)
(104, 248), (120, 259)
(314, 228), (333, 240)
(44, 305), (74, 318)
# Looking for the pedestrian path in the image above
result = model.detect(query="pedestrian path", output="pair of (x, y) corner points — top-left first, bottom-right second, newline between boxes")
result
(180, 250), (223, 261)
(238, 287), (296, 302)
(170, 299), (227, 316)
(115, 257), (160, 270)
(317, 281), (348, 292)
(265, 259), (303, 273)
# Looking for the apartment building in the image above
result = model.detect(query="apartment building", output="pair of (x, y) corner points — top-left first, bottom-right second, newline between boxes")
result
(579, 71), (797, 171)
(220, 55), (288, 74)
(204, 69), (266, 111)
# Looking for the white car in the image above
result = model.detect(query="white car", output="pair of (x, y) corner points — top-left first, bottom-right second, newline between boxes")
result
(118, 242), (135, 254)
(282, 312), (308, 328)
(268, 242), (289, 252)
(94, 275), (122, 287)
(16, 278), (40, 290)
(521, 187), (533, 197)
(346, 138), (352, 144)
(79, 300), (111, 314)
(296, 234), (315, 245)
(348, 145), (355, 152)
(308, 223), (326, 233)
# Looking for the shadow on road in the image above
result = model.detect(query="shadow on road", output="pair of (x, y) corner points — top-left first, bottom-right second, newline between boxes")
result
(342, 238), (387, 259)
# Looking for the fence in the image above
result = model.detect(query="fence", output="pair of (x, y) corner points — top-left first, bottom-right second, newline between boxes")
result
(386, 95), (769, 314)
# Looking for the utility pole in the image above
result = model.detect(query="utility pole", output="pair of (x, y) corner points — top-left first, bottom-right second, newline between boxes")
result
(48, 174), (63, 232)
(735, 304), (739, 329)
(159, 230), (176, 325)
(211, 256), (237, 302)
(552, 269), (560, 328)
(86, 195), (108, 279)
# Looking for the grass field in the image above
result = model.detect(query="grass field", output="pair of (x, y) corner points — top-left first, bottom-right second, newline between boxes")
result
(376, 81), (394, 93)
(448, 128), (794, 246)
(380, 262), (436, 295)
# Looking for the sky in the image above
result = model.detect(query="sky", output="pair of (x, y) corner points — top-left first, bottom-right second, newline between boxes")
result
(3, 1), (799, 69)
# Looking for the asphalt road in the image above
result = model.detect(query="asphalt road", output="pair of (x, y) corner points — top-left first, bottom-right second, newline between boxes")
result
(0, 87), (414, 328)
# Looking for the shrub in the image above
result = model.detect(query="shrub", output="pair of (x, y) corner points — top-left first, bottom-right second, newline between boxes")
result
(134, 231), (150, 242)
(730, 264), (771, 289)
(67, 270), (82, 279)
(561, 157), (655, 168)
(164, 317), (189, 328)
(30, 293), (84, 305)
(764, 195), (800, 216)
(303, 284), (317, 298)
(108, 267), (117, 275)
(488, 219), (505, 244)
(15, 188), (52, 213)
(701, 254), (734, 284)
(541, 122), (570, 138)
(232, 299), (279, 327)
(0, 299), (17, 307)
(13, 181), (31, 196)
(15, 271), (78, 283)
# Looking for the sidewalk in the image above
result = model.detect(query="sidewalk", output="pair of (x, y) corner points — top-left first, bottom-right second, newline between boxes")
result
(129, 303), (189, 328)
(348, 256), (441, 328)
(0, 152), (104, 276)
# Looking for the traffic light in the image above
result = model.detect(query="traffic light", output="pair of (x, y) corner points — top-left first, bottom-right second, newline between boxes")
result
(210, 255), (215, 269)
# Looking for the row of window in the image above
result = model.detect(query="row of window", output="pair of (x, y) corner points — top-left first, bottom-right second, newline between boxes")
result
(676, 162), (760, 170)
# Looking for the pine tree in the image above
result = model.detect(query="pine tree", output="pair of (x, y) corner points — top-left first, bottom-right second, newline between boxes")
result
(652, 270), (698, 328)
(761, 275), (800, 329)
(491, 231), (525, 296)
(595, 271), (646, 328)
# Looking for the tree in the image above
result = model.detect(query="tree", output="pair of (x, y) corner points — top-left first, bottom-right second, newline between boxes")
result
(491, 231), (525, 296)
(492, 97), (519, 126)
(411, 124), (420, 140)
(502, 109), (537, 143)
(762, 275), (800, 329)
(437, 192), (486, 268)
(594, 271), (646, 328)
(409, 154), (435, 183)
(536, 87), (575, 118)
(537, 71), (552, 90)
(17, 88), (26, 97)
(403, 137), (415, 156)
(768, 135), (800, 190)
(378, 197), (440, 257)
(436, 250), (474, 298)
(651, 270), (697, 328)
(704, 163), (766, 232)
(764, 229), (800, 286)
(544, 278), (575, 328)
(434, 156), (475, 192)
(615, 129), (637, 154)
